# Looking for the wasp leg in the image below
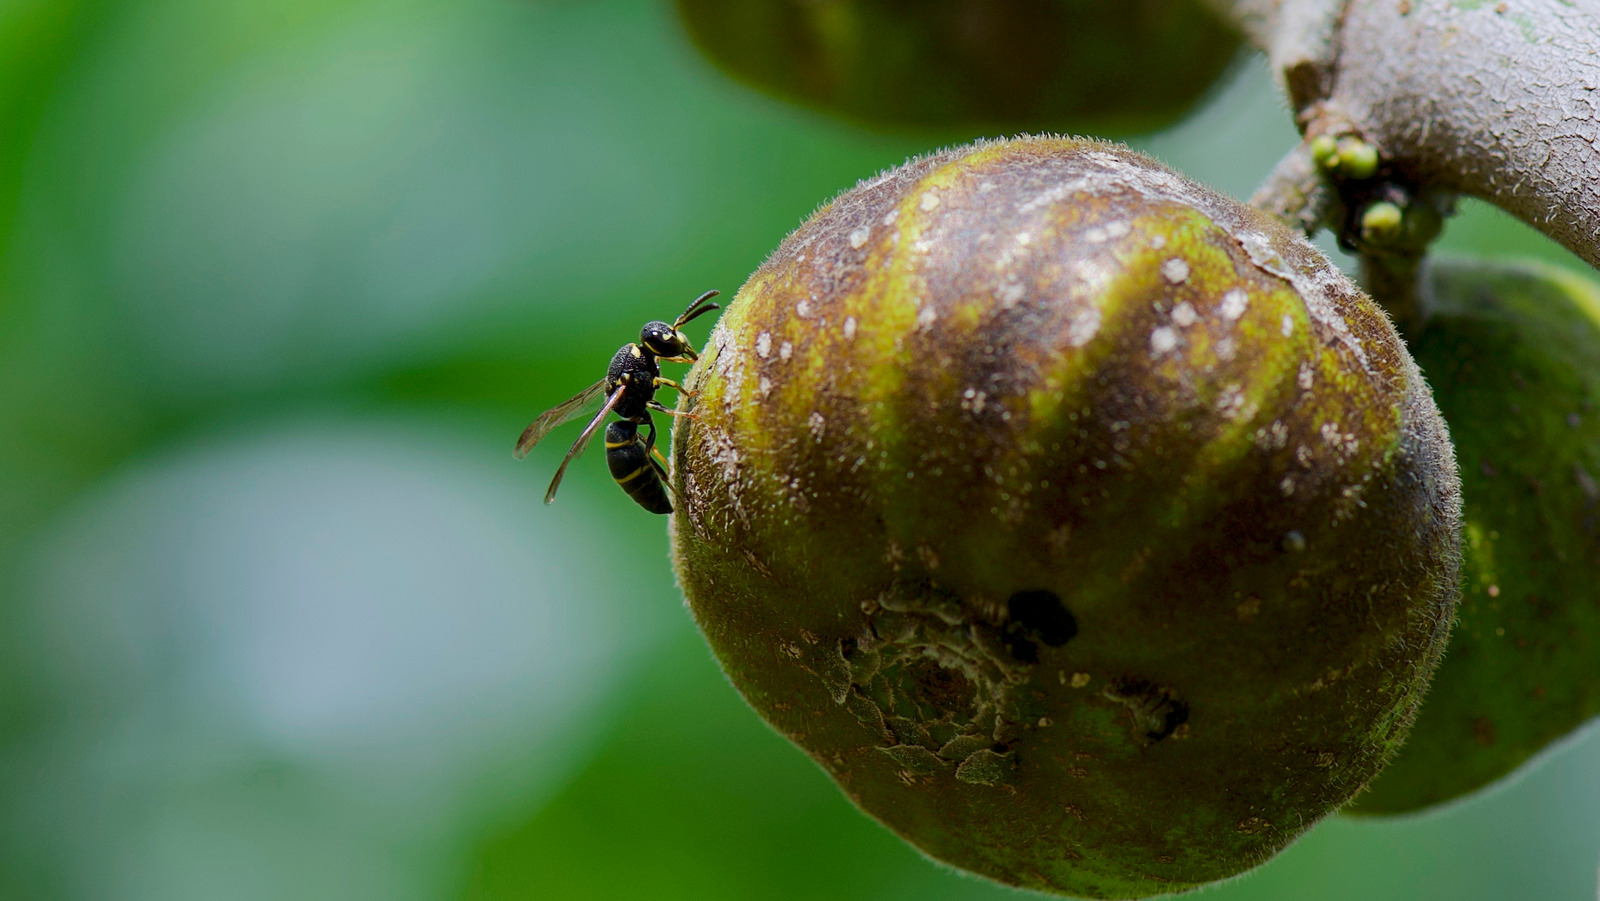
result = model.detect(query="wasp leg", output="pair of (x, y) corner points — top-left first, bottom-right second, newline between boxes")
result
(653, 376), (694, 397)
(646, 436), (671, 482)
(640, 413), (658, 452)
(648, 400), (698, 419)
(640, 414), (672, 487)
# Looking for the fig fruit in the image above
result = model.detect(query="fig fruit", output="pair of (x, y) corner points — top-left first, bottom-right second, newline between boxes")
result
(673, 0), (1240, 134)
(668, 137), (1462, 897)
(1350, 259), (1600, 814)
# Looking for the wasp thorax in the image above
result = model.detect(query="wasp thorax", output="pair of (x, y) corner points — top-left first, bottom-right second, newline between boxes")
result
(669, 138), (1462, 898)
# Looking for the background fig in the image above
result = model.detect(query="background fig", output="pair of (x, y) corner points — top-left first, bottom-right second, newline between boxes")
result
(673, 0), (1240, 134)
(668, 137), (1462, 897)
(1351, 259), (1600, 814)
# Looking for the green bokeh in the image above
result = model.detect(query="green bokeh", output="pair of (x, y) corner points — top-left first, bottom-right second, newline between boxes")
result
(0, 1), (1596, 899)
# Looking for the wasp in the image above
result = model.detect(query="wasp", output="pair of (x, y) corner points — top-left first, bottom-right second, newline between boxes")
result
(514, 290), (721, 513)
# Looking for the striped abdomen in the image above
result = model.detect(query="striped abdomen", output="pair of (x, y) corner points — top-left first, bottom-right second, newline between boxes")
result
(605, 419), (672, 514)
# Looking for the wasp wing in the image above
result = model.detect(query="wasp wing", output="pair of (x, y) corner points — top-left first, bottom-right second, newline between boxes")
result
(514, 379), (607, 460)
(544, 383), (627, 505)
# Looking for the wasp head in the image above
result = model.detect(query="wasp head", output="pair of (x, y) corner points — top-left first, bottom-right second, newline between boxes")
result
(641, 320), (696, 361)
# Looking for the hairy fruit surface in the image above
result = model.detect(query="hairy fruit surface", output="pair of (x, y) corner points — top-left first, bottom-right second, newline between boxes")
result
(669, 137), (1461, 898)
(1353, 259), (1600, 814)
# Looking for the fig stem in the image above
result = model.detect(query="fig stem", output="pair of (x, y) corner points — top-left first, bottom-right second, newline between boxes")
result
(1358, 250), (1429, 341)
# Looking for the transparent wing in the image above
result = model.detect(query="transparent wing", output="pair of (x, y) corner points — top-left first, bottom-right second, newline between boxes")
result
(514, 379), (607, 460)
(543, 384), (627, 505)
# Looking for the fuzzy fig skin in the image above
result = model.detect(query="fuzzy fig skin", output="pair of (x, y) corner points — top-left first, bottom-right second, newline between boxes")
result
(669, 138), (1461, 898)
(1352, 259), (1600, 814)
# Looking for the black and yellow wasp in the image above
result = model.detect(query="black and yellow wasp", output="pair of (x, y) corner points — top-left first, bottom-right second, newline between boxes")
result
(514, 290), (720, 514)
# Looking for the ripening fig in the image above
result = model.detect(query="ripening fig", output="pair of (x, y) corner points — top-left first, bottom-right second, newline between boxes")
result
(1351, 259), (1600, 814)
(667, 137), (1461, 898)
(673, 0), (1239, 134)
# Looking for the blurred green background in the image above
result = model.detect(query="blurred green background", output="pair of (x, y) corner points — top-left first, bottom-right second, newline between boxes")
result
(0, 0), (1596, 899)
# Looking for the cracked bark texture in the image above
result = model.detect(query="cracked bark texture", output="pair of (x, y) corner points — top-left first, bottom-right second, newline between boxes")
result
(1212, 0), (1600, 270)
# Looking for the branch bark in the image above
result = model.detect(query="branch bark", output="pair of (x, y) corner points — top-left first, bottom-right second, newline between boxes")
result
(1250, 142), (1333, 232)
(1212, 0), (1600, 271)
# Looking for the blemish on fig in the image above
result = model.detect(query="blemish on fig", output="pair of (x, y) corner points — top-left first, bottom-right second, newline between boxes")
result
(1282, 530), (1307, 553)
(997, 279), (1026, 306)
(1007, 590), (1078, 648)
(1236, 817), (1270, 835)
(1103, 679), (1189, 741)
(1220, 287), (1249, 320)
(833, 583), (1035, 782)
(1236, 595), (1262, 621)
(1068, 306), (1101, 347)
(1575, 463), (1599, 503)
(956, 748), (1013, 785)
(1005, 635), (1041, 663)
(908, 657), (975, 712)
(879, 743), (945, 773)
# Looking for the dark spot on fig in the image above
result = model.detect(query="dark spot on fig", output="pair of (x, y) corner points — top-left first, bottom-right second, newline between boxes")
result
(907, 657), (974, 713)
(1151, 700), (1190, 741)
(1104, 678), (1190, 741)
(1473, 715), (1497, 746)
(1003, 590), (1077, 661)
(1004, 633), (1040, 663)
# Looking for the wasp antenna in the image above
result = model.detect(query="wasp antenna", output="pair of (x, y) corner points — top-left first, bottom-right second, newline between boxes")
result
(675, 289), (722, 327)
